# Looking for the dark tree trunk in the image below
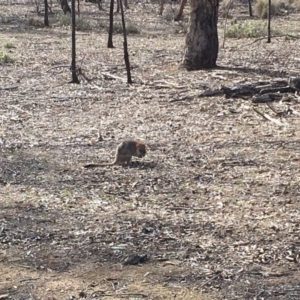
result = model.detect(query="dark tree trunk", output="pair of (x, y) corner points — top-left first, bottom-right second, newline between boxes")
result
(174, 0), (187, 21)
(116, 0), (129, 13)
(97, 0), (103, 10)
(119, 0), (132, 84)
(267, 0), (271, 43)
(182, 0), (219, 70)
(77, 0), (80, 16)
(71, 0), (80, 83)
(248, 0), (252, 17)
(61, 0), (71, 14)
(107, 0), (115, 48)
(44, 0), (49, 26)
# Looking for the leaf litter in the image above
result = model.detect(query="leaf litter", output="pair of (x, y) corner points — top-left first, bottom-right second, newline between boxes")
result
(1, 0), (300, 299)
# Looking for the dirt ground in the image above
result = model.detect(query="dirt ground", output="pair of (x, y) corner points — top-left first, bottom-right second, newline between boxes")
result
(1, 0), (300, 299)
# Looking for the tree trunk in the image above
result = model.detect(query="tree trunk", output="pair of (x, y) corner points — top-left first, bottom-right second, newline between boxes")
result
(248, 0), (252, 17)
(44, 0), (49, 26)
(71, 0), (80, 83)
(182, 0), (219, 70)
(119, 0), (132, 84)
(107, 0), (114, 48)
(174, 0), (187, 21)
(60, 0), (71, 14)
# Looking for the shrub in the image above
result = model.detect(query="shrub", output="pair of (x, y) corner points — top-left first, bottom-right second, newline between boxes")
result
(28, 17), (44, 27)
(0, 51), (15, 63)
(57, 15), (92, 31)
(58, 14), (72, 27)
(76, 17), (92, 31)
(126, 22), (140, 34)
(163, 10), (174, 21)
(98, 19), (107, 30)
(225, 20), (282, 38)
(4, 42), (15, 49)
(0, 16), (16, 24)
(106, 21), (139, 34)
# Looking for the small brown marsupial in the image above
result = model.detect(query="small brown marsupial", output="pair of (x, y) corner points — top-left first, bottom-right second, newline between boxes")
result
(84, 140), (146, 168)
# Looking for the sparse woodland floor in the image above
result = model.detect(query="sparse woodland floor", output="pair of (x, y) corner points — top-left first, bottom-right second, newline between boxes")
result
(1, 0), (300, 299)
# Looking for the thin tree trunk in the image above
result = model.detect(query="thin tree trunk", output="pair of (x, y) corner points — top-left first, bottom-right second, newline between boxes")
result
(174, 0), (187, 21)
(182, 0), (219, 70)
(44, 0), (49, 26)
(35, 0), (40, 14)
(159, 0), (164, 15)
(119, 0), (132, 84)
(267, 0), (271, 43)
(97, 0), (103, 10)
(71, 0), (80, 83)
(108, 0), (115, 48)
(116, 0), (129, 13)
(248, 0), (252, 17)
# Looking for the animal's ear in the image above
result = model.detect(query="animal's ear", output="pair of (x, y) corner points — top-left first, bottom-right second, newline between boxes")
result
(136, 142), (145, 148)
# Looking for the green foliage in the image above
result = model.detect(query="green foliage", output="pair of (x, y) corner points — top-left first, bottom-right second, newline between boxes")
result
(57, 14), (92, 31)
(27, 17), (44, 28)
(4, 42), (15, 49)
(0, 16), (16, 24)
(163, 10), (174, 21)
(57, 14), (72, 27)
(76, 17), (92, 31)
(112, 22), (123, 34)
(0, 51), (15, 63)
(225, 21), (267, 38)
(108, 21), (139, 34)
(98, 19), (108, 30)
(126, 22), (140, 34)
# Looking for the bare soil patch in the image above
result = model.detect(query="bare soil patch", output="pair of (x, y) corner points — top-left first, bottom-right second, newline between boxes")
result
(1, 0), (300, 299)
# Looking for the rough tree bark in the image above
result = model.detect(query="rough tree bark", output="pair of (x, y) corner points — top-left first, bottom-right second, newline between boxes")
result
(182, 0), (219, 70)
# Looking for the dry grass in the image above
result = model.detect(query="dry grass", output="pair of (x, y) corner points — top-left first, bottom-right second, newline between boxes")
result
(1, 0), (300, 299)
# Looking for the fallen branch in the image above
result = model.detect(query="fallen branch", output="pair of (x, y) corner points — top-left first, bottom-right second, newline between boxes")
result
(91, 291), (148, 298)
(242, 34), (300, 47)
(199, 78), (300, 102)
(252, 93), (282, 103)
(252, 107), (285, 126)
(147, 80), (187, 90)
(168, 206), (213, 211)
(0, 86), (18, 91)
(101, 72), (127, 82)
(169, 95), (194, 103)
